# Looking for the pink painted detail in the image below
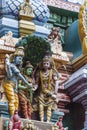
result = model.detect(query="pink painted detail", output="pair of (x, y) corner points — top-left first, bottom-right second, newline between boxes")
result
(42, 0), (80, 12)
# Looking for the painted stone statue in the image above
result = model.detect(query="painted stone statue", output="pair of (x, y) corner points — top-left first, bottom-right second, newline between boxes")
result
(8, 110), (21, 130)
(34, 54), (59, 122)
(56, 116), (68, 130)
(2, 46), (32, 115)
(19, 0), (34, 17)
(1, 31), (17, 47)
(56, 116), (64, 130)
(48, 27), (69, 62)
(18, 61), (33, 119)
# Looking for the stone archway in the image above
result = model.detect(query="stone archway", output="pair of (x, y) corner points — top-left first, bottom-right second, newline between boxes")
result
(63, 102), (85, 130)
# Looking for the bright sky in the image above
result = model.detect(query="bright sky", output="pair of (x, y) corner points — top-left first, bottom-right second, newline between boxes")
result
(68, 0), (84, 4)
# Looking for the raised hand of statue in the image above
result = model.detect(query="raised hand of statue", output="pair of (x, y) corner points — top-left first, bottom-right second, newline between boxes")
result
(32, 84), (38, 91)
(5, 54), (13, 78)
(27, 82), (32, 88)
(5, 54), (10, 65)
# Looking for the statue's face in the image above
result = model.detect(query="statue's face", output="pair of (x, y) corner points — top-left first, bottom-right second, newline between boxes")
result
(43, 61), (50, 70)
(26, 67), (33, 76)
(14, 56), (23, 65)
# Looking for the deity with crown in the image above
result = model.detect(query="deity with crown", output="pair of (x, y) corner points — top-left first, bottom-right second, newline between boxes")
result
(2, 46), (32, 115)
(34, 54), (59, 122)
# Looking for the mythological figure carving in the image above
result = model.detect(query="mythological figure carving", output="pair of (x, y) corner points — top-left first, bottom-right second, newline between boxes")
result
(1, 31), (16, 47)
(48, 27), (69, 61)
(19, 0), (34, 17)
(34, 54), (59, 122)
(2, 46), (32, 115)
(56, 116), (68, 130)
(18, 61), (34, 119)
(8, 110), (21, 130)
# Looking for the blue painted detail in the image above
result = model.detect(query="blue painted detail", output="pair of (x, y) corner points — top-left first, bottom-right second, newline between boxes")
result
(51, 110), (64, 123)
(64, 20), (82, 59)
(33, 31), (48, 38)
(0, 102), (10, 118)
(1, 0), (50, 24)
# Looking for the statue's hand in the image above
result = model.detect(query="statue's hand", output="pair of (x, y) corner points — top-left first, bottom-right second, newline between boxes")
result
(28, 83), (32, 88)
(52, 94), (57, 99)
(5, 54), (10, 65)
(46, 92), (52, 97)
(32, 84), (38, 91)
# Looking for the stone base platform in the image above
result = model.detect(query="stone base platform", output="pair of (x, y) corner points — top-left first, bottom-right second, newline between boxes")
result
(0, 117), (57, 130)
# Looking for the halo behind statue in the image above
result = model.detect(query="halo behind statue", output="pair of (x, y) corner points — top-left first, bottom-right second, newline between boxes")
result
(16, 35), (51, 66)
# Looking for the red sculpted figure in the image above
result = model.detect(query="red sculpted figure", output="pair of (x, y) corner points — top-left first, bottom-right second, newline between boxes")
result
(8, 110), (21, 130)
(56, 116), (64, 130)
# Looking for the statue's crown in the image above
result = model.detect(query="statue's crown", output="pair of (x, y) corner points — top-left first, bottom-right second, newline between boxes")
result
(14, 46), (24, 57)
(25, 61), (33, 68)
(43, 56), (50, 62)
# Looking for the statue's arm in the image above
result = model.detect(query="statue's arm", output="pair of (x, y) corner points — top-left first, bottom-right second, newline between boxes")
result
(52, 70), (60, 94)
(5, 55), (13, 78)
(17, 72), (32, 88)
(54, 80), (59, 94)
(18, 82), (27, 90)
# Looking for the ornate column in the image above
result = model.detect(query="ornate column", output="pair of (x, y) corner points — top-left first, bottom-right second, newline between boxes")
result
(19, 0), (35, 37)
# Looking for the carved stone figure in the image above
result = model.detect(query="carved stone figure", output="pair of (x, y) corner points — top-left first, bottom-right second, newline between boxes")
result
(56, 116), (64, 130)
(34, 55), (59, 122)
(18, 61), (33, 119)
(2, 46), (32, 115)
(56, 116), (68, 130)
(19, 0), (34, 17)
(1, 31), (15, 47)
(8, 110), (21, 130)
(48, 27), (69, 62)
(48, 27), (61, 43)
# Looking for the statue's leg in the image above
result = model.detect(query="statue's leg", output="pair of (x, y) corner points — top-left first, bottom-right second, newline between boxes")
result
(47, 105), (52, 122)
(18, 92), (28, 118)
(14, 93), (18, 110)
(27, 101), (32, 119)
(39, 100), (44, 121)
(3, 82), (15, 115)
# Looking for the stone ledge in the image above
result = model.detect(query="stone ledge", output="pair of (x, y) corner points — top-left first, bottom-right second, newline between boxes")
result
(1, 117), (56, 130)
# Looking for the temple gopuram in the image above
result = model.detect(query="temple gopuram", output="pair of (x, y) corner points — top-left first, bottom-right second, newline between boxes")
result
(0, 0), (86, 130)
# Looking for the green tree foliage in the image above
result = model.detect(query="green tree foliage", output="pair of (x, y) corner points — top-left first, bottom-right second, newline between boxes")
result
(16, 35), (51, 66)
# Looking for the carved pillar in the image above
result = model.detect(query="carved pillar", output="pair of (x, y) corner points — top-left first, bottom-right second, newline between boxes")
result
(19, 0), (35, 37)
(84, 110), (87, 128)
(65, 65), (87, 130)
(81, 100), (87, 129)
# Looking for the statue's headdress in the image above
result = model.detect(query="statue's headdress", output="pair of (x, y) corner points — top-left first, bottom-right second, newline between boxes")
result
(14, 46), (24, 57)
(42, 55), (50, 62)
(25, 61), (33, 69)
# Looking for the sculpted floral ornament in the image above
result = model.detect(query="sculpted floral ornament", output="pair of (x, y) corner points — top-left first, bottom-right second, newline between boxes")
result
(21, 120), (36, 130)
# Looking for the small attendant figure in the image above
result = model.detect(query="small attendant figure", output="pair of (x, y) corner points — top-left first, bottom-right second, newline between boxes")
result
(8, 110), (21, 130)
(56, 116), (64, 130)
